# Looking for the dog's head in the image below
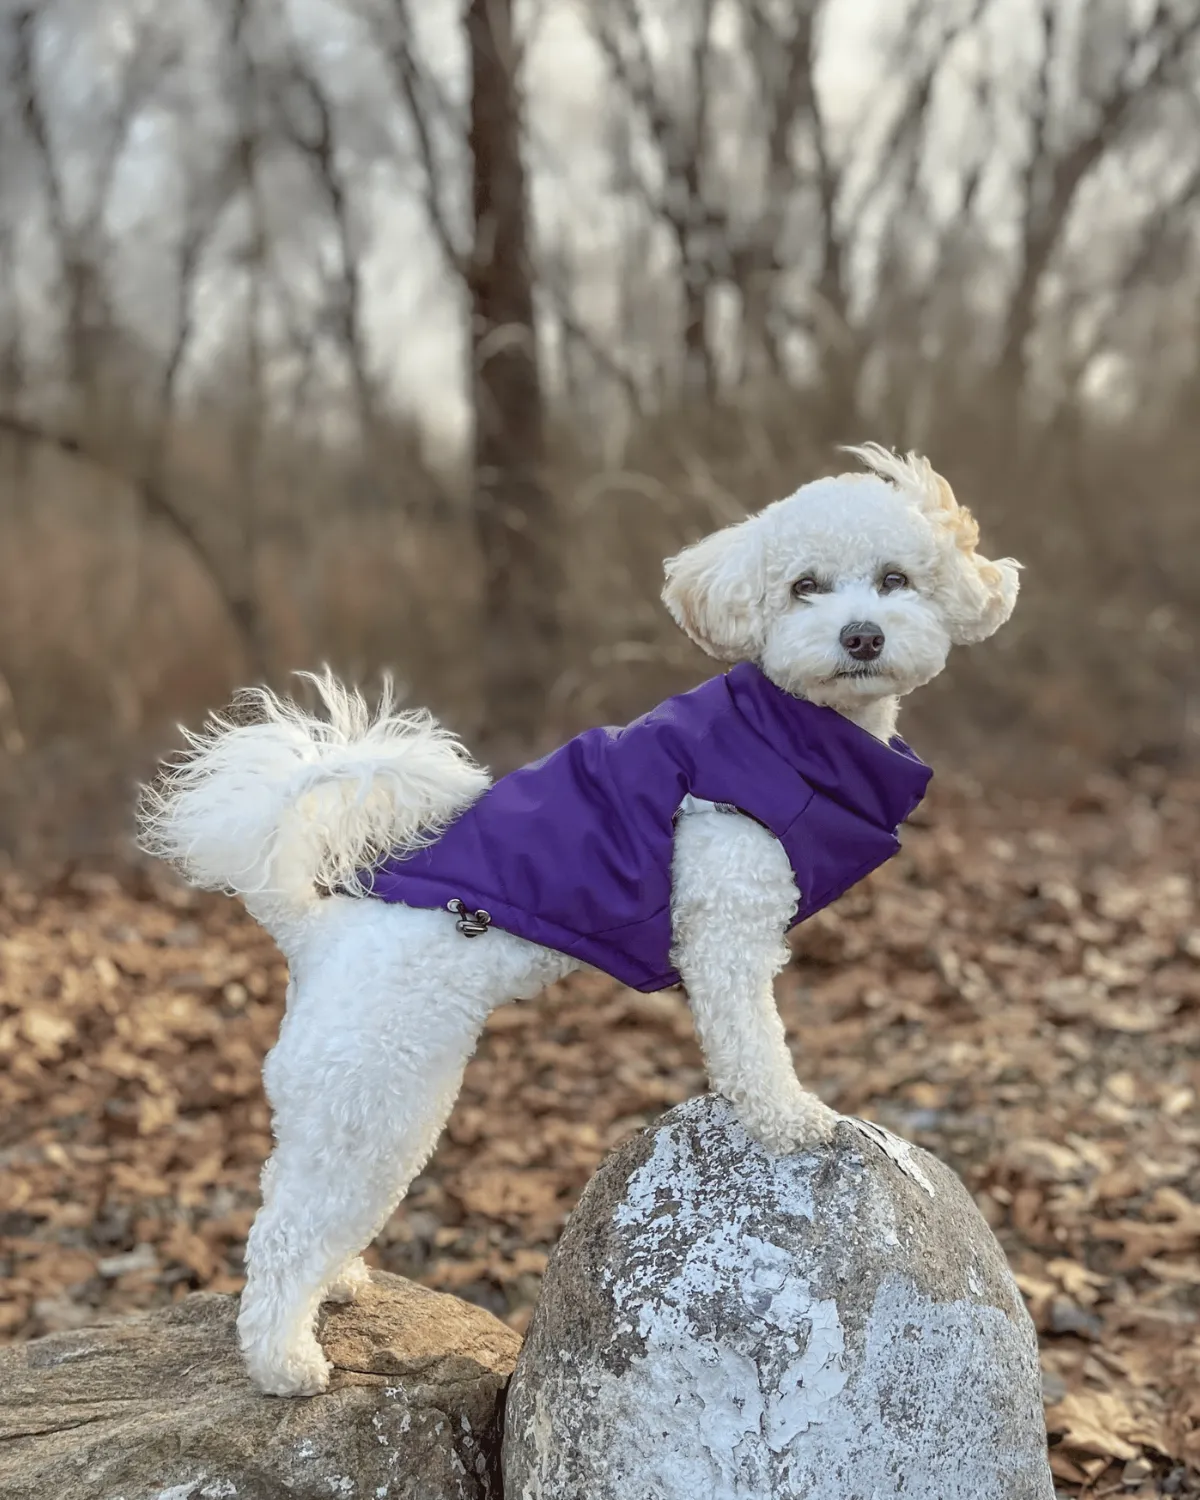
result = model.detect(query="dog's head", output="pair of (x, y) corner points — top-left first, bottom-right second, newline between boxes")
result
(662, 443), (1020, 713)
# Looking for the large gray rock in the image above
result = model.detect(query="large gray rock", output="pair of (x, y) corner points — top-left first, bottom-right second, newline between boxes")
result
(0, 1271), (518, 1500)
(504, 1095), (1053, 1499)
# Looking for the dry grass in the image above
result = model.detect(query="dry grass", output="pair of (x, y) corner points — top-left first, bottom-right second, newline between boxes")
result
(2, 390), (1199, 860)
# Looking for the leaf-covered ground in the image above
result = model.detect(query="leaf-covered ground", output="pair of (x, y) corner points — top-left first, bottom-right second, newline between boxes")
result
(2, 774), (1199, 1497)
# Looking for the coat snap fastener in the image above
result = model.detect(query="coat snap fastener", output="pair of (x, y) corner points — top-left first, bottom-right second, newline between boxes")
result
(447, 898), (491, 937)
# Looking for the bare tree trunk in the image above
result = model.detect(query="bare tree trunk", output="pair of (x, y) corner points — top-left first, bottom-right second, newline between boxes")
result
(466, 0), (558, 758)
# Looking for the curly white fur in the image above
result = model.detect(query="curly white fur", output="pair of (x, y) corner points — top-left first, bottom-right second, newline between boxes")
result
(139, 670), (489, 938)
(138, 446), (1018, 1397)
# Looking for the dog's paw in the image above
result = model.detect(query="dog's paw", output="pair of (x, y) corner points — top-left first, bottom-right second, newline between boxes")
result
(238, 1320), (333, 1398)
(736, 1092), (839, 1155)
(242, 1334), (332, 1397)
(324, 1256), (371, 1305)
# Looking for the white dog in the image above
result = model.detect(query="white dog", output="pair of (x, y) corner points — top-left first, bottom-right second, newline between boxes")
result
(139, 444), (1018, 1396)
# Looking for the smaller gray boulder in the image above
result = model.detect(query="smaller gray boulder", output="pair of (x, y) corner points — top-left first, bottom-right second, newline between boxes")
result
(504, 1095), (1053, 1500)
(1, 1271), (519, 1500)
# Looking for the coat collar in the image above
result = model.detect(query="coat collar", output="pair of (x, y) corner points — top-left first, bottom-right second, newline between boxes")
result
(723, 662), (932, 832)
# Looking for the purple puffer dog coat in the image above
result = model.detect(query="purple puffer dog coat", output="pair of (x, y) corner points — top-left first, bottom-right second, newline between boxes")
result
(363, 662), (931, 992)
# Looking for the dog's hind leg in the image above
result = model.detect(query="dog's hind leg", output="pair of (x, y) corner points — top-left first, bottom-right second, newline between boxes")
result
(236, 981), (492, 1396)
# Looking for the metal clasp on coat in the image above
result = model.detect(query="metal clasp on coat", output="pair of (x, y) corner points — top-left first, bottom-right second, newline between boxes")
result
(447, 898), (491, 937)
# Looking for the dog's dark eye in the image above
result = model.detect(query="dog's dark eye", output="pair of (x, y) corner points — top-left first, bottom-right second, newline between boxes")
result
(791, 577), (821, 599)
(880, 571), (909, 594)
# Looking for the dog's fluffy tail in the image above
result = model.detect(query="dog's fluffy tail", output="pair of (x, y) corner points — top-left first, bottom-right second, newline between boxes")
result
(137, 671), (489, 938)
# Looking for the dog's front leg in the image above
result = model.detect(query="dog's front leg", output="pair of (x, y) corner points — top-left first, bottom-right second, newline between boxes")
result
(670, 805), (837, 1153)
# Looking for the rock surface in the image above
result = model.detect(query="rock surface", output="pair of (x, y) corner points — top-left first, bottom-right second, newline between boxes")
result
(504, 1095), (1054, 1499)
(0, 1270), (519, 1500)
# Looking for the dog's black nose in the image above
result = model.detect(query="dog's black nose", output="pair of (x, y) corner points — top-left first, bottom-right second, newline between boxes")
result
(840, 621), (885, 661)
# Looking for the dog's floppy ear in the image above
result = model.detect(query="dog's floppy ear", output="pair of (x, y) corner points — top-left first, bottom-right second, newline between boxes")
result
(926, 470), (1022, 645)
(843, 444), (1021, 646)
(943, 549), (1021, 645)
(662, 515), (768, 661)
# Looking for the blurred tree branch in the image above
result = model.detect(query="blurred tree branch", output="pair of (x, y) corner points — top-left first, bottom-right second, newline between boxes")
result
(365, 0), (470, 277)
(0, 411), (267, 669)
(273, 54), (378, 447)
(998, 0), (1200, 417)
(593, 0), (725, 399)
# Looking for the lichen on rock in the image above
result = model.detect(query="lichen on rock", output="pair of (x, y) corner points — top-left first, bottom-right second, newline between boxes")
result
(504, 1095), (1054, 1499)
